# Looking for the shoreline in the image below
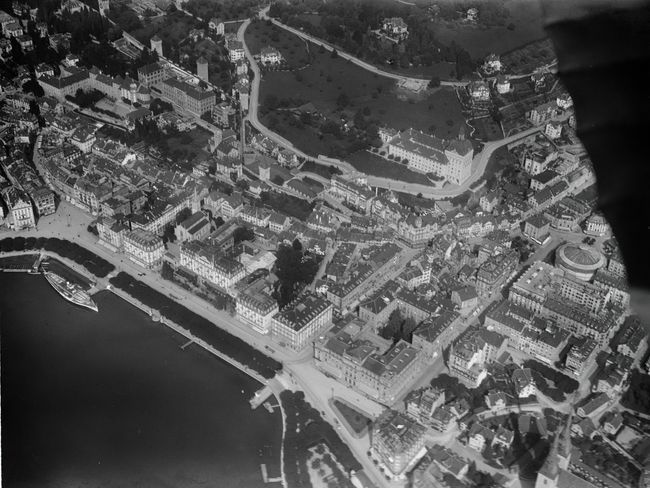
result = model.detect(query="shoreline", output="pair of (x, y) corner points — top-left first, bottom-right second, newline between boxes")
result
(0, 246), (288, 488)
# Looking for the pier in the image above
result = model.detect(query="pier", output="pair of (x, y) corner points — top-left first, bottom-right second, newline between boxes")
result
(180, 339), (194, 350)
(250, 385), (274, 410)
(260, 463), (283, 484)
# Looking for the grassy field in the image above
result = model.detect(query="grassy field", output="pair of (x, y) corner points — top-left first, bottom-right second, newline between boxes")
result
(347, 151), (434, 186)
(430, 0), (546, 58)
(245, 20), (310, 69)
(469, 116), (504, 142)
(247, 22), (465, 140)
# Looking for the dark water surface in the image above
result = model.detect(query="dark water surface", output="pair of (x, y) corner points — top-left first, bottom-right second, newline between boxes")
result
(0, 273), (282, 488)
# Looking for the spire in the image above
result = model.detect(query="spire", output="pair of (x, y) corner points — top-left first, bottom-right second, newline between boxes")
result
(537, 433), (561, 482)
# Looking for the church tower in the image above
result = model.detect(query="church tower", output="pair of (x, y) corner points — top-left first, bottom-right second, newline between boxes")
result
(535, 410), (573, 488)
(535, 434), (561, 488)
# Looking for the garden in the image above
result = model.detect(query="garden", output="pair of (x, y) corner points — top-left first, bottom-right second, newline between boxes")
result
(332, 399), (371, 437)
(108, 271), (282, 379)
(245, 19), (311, 70)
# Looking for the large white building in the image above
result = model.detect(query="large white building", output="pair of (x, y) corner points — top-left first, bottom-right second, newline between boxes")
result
(123, 228), (165, 269)
(180, 240), (246, 291)
(2, 186), (36, 230)
(387, 129), (474, 185)
(271, 292), (333, 351)
(236, 278), (278, 334)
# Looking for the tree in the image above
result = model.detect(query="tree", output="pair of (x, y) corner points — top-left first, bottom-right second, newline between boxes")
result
(233, 226), (255, 244)
(175, 207), (192, 225)
(161, 261), (175, 281)
(428, 76), (441, 89)
(214, 216), (225, 227)
(292, 238), (303, 252)
(336, 92), (350, 108)
(331, 48), (338, 58)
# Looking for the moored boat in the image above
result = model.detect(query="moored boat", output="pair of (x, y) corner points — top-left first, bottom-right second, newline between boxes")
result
(44, 271), (98, 312)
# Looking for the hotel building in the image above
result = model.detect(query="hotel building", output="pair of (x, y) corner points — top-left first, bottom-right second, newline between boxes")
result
(123, 228), (165, 269)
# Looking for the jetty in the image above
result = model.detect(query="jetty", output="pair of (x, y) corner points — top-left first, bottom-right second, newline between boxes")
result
(260, 463), (283, 484)
(250, 384), (274, 410)
(180, 339), (194, 350)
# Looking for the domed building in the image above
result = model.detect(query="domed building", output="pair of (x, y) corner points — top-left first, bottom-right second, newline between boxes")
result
(555, 243), (606, 281)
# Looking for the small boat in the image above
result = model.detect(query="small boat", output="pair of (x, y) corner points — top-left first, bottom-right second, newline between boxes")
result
(44, 271), (98, 312)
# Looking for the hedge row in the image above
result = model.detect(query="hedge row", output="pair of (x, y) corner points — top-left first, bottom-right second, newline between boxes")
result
(0, 237), (115, 278)
(109, 272), (282, 379)
(280, 390), (360, 488)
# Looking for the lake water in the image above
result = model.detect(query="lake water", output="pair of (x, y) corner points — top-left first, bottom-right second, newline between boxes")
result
(0, 272), (282, 488)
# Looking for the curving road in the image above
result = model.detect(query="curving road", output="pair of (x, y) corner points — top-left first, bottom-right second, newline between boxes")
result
(238, 12), (560, 199)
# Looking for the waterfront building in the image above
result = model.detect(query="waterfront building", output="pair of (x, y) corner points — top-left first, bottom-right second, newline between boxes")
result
(314, 325), (424, 404)
(236, 277), (278, 334)
(271, 292), (333, 351)
(371, 409), (427, 479)
(387, 128), (474, 185)
(96, 215), (127, 251)
(2, 186), (35, 229)
(123, 228), (165, 269)
(180, 240), (245, 291)
(129, 194), (191, 236)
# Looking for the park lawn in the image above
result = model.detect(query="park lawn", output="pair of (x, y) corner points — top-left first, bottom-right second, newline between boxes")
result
(260, 58), (464, 137)
(245, 19), (310, 69)
(430, 0), (546, 58)
(332, 399), (370, 436)
(347, 151), (434, 186)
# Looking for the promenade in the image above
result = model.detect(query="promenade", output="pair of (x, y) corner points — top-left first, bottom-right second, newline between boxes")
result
(0, 201), (391, 487)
